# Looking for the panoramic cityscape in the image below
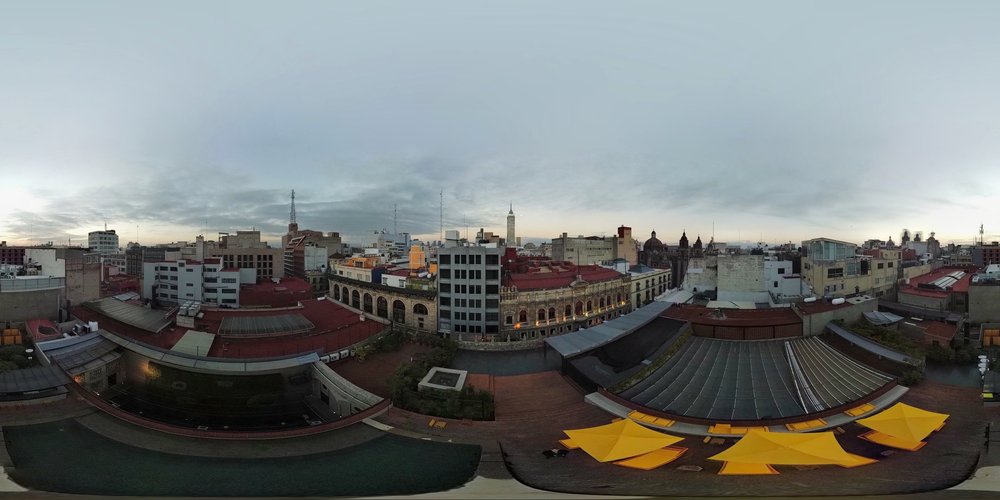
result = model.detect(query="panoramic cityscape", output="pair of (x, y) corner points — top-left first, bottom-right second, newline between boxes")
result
(3, 1), (1000, 499)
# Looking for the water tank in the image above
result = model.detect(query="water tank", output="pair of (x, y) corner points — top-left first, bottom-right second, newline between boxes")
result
(832, 298), (846, 305)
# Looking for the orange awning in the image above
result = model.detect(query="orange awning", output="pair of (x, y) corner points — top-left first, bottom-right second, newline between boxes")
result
(856, 402), (948, 443)
(708, 430), (873, 468)
(563, 419), (684, 463)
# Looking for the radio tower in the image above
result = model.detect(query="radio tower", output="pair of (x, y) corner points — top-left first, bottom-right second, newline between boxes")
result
(288, 189), (298, 233)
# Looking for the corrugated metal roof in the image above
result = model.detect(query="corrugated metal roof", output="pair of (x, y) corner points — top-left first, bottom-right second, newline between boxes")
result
(83, 297), (173, 333)
(826, 322), (920, 366)
(0, 365), (69, 393)
(545, 301), (672, 358)
(863, 311), (905, 326)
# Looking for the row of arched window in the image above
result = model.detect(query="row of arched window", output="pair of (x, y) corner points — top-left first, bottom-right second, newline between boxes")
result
(512, 293), (624, 324)
(332, 284), (429, 322)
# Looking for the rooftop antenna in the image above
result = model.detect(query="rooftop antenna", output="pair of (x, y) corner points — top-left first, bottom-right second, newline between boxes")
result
(439, 191), (443, 243)
(289, 189), (297, 225)
(393, 203), (398, 237)
(980, 224), (985, 245)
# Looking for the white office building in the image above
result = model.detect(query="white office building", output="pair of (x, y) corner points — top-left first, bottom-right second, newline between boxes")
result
(143, 258), (247, 307)
(88, 230), (119, 255)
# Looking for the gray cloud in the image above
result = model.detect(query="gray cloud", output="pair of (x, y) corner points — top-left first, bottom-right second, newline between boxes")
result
(3, 1), (1000, 246)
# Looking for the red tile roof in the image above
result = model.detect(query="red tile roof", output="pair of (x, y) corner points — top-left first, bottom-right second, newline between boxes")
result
(26, 318), (62, 342)
(900, 266), (975, 298)
(923, 320), (958, 342)
(507, 265), (623, 291)
(207, 299), (383, 358)
(239, 277), (313, 307)
(73, 298), (384, 360)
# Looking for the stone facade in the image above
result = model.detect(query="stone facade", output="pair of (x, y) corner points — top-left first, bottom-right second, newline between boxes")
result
(497, 275), (631, 342)
(330, 276), (437, 334)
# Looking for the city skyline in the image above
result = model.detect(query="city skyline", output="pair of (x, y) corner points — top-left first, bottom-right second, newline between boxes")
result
(4, 1), (1000, 247)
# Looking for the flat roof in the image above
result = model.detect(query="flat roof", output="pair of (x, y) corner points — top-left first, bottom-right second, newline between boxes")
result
(82, 297), (173, 334)
(171, 330), (217, 356)
(545, 301), (672, 358)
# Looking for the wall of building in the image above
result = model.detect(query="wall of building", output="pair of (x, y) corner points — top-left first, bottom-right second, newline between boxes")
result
(970, 285), (1000, 324)
(718, 255), (764, 293)
(0, 283), (64, 321)
(498, 276), (631, 342)
(898, 292), (948, 312)
(64, 254), (101, 305)
(684, 256), (717, 292)
(551, 235), (615, 265)
(330, 277), (437, 333)
(631, 268), (670, 306)
(796, 299), (878, 336)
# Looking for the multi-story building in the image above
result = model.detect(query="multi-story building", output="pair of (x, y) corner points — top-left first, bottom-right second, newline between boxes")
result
(0, 241), (25, 265)
(498, 258), (630, 342)
(627, 264), (670, 307)
(22, 247), (101, 305)
(88, 230), (119, 255)
(331, 256), (382, 283)
(436, 232), (503, 337)
(973, 242), (1000, 267)
(551, 233), (615, 265)
(205, 231), (283, 282)
(614, 226), (639, 266)
(142, 258), (244, 306)
(125, 244), (182, 277)
(801, 238), (899, 298)
(602, 259), (671, 306)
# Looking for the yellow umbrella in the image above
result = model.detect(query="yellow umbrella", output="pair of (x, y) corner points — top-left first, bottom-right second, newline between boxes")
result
(563, 419), (684, 463)
(708, 430), (872, 467)
(857, 402), (949, 443)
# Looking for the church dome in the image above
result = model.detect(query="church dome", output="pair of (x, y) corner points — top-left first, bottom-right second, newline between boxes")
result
(694, 235), (703, 249)
(679, 231), (689, 249)
(643, 230), (664, 251)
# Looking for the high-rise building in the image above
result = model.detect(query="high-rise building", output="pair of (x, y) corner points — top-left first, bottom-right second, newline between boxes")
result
(506, 204), (516, 248)
(88, 230), (119, 255)
(437, 231), (503, 336)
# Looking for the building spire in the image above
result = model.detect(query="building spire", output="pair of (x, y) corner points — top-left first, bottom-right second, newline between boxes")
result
(509, 202), (513, 215)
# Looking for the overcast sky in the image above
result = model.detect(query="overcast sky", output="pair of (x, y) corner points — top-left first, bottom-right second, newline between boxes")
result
(3, 1), (999, 248)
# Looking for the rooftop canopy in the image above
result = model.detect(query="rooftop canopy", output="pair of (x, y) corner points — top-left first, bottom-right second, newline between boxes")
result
(83, 297), (173, 334)
(708, 430), (875, 468)
(857, 402), (949, 443)
(545, 301), (672, 358)
(563, 418), (684, 463)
